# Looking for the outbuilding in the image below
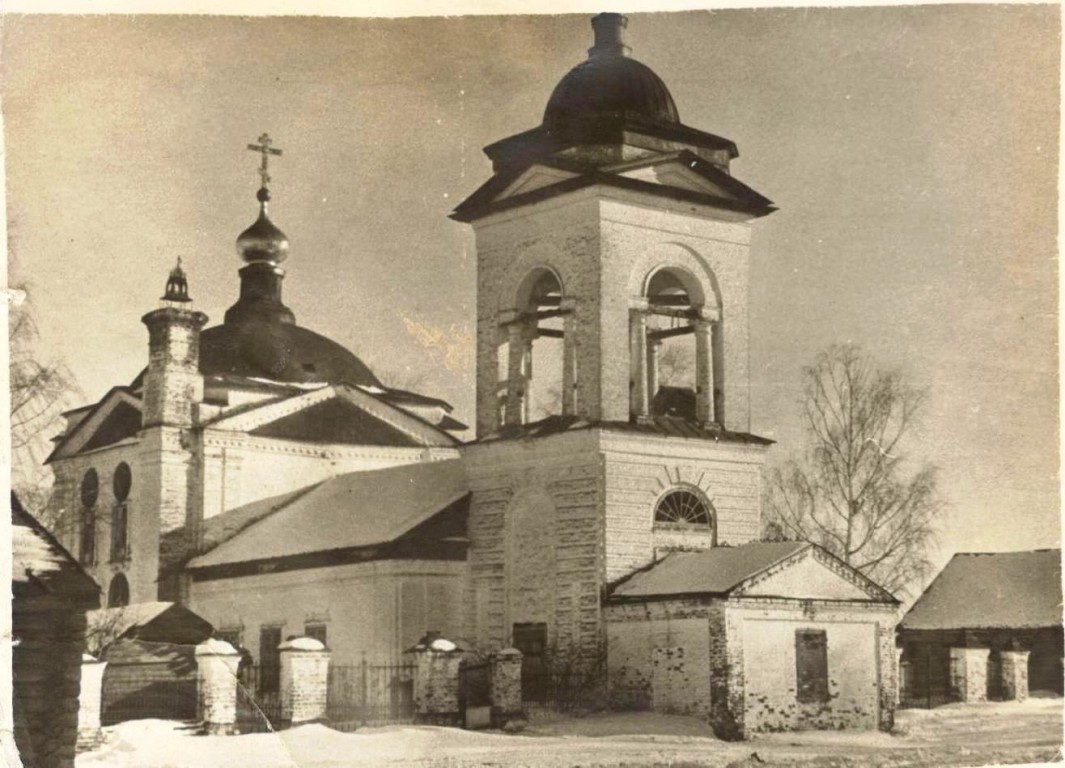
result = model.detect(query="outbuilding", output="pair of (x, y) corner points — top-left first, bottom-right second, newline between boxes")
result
(12, 494), (101, 768)
(605, 541), (900, 739)
(898, 549), (1063, 706)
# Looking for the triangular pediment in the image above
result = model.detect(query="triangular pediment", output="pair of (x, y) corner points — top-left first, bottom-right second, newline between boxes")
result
(734, 547), (894, 602)
(48, 388), (142, 462)
(207, 385), (457, 448)
(618, 160), (731, 197)
(496, 164), (581, 201)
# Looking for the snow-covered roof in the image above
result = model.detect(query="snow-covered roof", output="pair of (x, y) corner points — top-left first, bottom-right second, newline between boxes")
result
(900, 549), (1062, 631)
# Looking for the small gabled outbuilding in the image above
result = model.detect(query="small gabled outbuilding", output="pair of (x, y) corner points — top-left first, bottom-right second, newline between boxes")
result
(898, 549), (1063, 705)
(12, 493), (101, 768)
(605, 541), (899, 740)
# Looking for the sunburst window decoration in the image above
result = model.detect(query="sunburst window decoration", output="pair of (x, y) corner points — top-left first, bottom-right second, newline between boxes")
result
(653, 487), (713, 527)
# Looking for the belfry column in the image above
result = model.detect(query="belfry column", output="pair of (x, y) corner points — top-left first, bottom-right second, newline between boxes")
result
(694, 315), (715, 424)
(630, 299), (650, 420)
(503, 313), (527, 426)
(561, 297), (578, 416)
(647, 339), (661, 407)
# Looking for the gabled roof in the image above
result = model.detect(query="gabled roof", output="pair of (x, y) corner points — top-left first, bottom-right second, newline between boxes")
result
(46, 386), (141, 463)
(900, 549), (1063, 631)
(250, 397), (423, 447)
(452, 148), (773, 223)
(11, 493), (100, 606)
(186, 459), (469, 570)
(88, 601), (212, 642)
(611, 542), (808, 599)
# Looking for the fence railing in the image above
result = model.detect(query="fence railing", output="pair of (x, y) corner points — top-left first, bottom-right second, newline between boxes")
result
(327, 660), (416, 730)
(236, 664), (282, 733)
(898, 653), (963, 709)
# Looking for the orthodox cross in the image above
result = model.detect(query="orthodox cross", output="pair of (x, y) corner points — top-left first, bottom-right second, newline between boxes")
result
(247, 133), (283, 188)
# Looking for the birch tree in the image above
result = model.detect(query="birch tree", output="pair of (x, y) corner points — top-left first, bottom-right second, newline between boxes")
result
(763, 344), (941, 595)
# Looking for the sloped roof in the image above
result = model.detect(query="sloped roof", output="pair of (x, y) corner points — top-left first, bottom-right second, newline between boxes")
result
(87, 601), (212, 645)
(187, 459), (469, 569)
(900, 549), (1063, 631)
(611, 542), (808, 599)
(11, 493), (99, 606)
(475, 414), (773, 446)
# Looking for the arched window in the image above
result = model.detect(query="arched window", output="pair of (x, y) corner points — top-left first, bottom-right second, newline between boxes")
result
(79, 469), (99, 566)
(113, 462), (132, 503)
(111, 463), (131, 562)
(499, 268), (575, 426)
(632, 266), (721, 425)
(108, 574), (130, 608)
(654, 488), (713, 527)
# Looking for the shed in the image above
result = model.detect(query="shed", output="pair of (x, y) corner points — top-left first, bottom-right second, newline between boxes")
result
(89, 602), (214, 724)
(898, 549), (1063, 705)
(11, 493), (101, 768)
(605, 541), (899, 739)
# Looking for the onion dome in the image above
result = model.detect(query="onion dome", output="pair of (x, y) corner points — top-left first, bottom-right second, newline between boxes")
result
(543, 13), (679, 129)
(237, 187), (290, 265)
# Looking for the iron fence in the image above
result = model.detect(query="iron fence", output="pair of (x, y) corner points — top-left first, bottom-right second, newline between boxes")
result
(327, 659), (415, 730)
(898, 652), (963, 709)
(236, 664), (283, 733)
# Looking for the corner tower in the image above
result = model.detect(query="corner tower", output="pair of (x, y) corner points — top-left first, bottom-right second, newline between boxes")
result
(454, 14), (775, 657)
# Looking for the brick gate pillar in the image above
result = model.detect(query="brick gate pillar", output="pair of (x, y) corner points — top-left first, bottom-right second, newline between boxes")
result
(407, 635), (463, 726)
(490, 648), (523, 725)
(279, 637), (331, 725)
(1000, 650), (1031, 702)
(76, 654), (107, 752)
(195, 639), (241, 735)
(949, 647), (990, 703)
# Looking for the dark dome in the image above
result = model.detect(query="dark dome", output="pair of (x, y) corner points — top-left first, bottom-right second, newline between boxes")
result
(199, 321), (382, 388)
(544, 54), (679, 128)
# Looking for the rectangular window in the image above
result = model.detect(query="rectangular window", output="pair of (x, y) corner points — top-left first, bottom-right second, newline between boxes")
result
(217, 628), (242, 649)
(304, 623), (327, 647)
(795, 629), (829, 703)
(259, 626), (283, 693)
(110, 504), (129, 562)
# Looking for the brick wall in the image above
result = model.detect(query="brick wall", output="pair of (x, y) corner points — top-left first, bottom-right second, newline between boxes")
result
(462, 432), (601, 654)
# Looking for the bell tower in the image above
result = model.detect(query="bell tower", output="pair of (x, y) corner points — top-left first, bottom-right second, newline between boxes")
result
(453, 12), (774, 438)
(453, 13), (775, 656)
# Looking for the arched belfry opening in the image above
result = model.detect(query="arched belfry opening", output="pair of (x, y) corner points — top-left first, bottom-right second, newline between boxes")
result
(497, 268), (577, 426)
(631, 266), (722, 424)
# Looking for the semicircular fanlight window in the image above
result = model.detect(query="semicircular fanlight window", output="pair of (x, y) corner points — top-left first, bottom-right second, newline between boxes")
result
(654, 489), (712, 526)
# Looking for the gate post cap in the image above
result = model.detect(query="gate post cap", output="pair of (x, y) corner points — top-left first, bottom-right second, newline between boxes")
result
(279, 636), (326, 652)
(196, 638), (238, 656)
(496, 647), (523, 657)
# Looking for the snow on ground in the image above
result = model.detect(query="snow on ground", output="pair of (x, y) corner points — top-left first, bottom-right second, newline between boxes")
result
(77, 698), (1064, 768)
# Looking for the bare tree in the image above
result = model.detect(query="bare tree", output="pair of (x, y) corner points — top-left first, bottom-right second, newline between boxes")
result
(763, 344), (942, 596)
(9, 285), (81, 519)
(655, 343), (693, 388)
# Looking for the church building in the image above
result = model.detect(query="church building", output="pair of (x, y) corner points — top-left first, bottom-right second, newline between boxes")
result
(45, 14), (900, 736)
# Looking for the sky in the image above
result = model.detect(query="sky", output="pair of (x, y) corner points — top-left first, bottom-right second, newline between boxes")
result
(2, 5), (1059, 568)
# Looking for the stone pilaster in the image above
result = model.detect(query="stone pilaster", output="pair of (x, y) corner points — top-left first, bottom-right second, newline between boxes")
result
(279, 638), (331, 725)
(490, 648), (524, 725)
(1000, 650), (1030, 702)
(76, 654), (106, 752)
(629, 302), (649, 420)
(949, 647), (990, 703)
(694, 317), (714, 423)
(195, 639), (240, 735)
